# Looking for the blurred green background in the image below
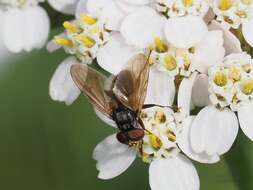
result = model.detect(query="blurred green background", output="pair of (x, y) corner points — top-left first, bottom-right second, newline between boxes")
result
(1, 47), (253, 190)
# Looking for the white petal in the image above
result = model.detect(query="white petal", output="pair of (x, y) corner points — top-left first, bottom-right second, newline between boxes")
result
(75, 0), (87, 18)
(49, 57), (81, 105)
(193, 30), (225, 73)
(149, 154), (199, 190)
(97, 34), (139, 74)
(242, 19), (253, 47)
(93, 134), (136, 179)
(190, 106), (238, 156)
(122, 0), (153, 5)
(145, 68), (175, 106)
(209, 20), (242, 54)
(178, 116), (220, 164)
(3, 6), (49, 53)
(178, 73), (197, 116)
(101, 1), (126, 31)
(115, 0), (140, 14)
(86, 0), (112, 13)
(238, 104), (253, 141)
(203, 8), (215, 24)
(48, 0), (78, 15)
(94, 108), (117, 128)
(164, 15), (208, 49)
(191, 74), (210, 107)
(120, 7), (166, 49)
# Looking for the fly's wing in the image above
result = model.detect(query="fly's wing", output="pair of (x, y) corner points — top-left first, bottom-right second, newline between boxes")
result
(71, 64), (116, 118)
(113, 53), (149, 112)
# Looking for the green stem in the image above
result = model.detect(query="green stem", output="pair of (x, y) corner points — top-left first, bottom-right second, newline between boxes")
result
(224, 131), (253, 190)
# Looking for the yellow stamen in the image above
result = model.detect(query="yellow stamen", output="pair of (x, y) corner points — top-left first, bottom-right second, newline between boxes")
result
(183, 0), (193, 7)
(88, 27), (101, 33)
(242, 64), (252, 73)
(78, 35), (95, 48)
(154, 37), (168, 53)
(183, 55), (191, 70)
(54, 36), (73, 47)
(63, 21), (82, 33)
(229, 66), (241, 81)
(81, 15), (98, 25)
(154, 111), (166, 123)
(214, 71), (227, 87)
(241, 0), (253, 5)
(164, 55), (177, 71)
(149, 134), (162, 150)
(236, 10), (247, 18)
(219, 0), (233, 11)
(240, 79), (253, 95)
(167, 130), (176, 142)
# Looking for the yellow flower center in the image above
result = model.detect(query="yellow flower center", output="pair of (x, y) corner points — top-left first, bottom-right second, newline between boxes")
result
(214, 71), (228, 86)
(63, 21), (82, 33)
(54, 36), (73, 47)
(229, 66), (241, 81)
(219, 0), (233, 11)
(241, 0), (253, 5)
(149, 134), (163, 150)
(164, 55), (177, 71)
(154, 111), (166, 123)
(183, 0), (194, 7)
(240, 79), (253, 95)
(81, 15), (98, 25)
(154, 37), (168, 53)
(78, 35), (96, 48)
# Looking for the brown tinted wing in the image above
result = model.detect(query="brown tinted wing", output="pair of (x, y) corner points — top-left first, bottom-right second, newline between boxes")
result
(113, 54), (149, 112)
(71, 64), (116, 118)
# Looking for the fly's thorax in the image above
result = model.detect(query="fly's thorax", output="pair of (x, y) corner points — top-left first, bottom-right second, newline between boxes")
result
(209, 53), (253, 111)
(136, 106), (181, 163)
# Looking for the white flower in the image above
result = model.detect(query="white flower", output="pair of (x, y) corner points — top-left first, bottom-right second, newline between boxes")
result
(189, 52), (253, 160)
(49, 56), (81, 105)
(210, 0), (253, 47)
(93, 106), (200, 190)
(0, 0), (50, 53)
(48, 0), (79, 15)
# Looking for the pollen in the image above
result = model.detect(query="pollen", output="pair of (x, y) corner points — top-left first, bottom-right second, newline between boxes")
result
(240, 79), (253, 95)
(183, 0), (194, 7)
(214, 71), (228, 87)
(229, 66), (241, 81)
(154, 37), (168, 53)
(78, 35), (96, 48)
(81, 15), (98, 25)
(241, 0), (253, 5)
(154, 111), (166, 123)
(63, 21), (82, 33)
(149, 134), (163, 150)
(164, 55), (177, 71)
(54, 36), (73, 47)
(219, 0), (233, 11)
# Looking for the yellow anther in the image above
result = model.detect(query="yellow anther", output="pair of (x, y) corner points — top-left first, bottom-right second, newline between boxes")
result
(214, 71), (228, 87)
(78, 35), (95, 48)
(54, 36), (73, 47)
(154, 111), (166, 123)
(240, 79), (253, 95)
(88, 27), (101, 34)
(63, 21), (82, 33)
(236, 10), (247, 18)
(183, 0), (193, 7)
(241, 0), (253, 5)
(242, 64), (252, 73)
(154, 37), (168, 53)
(167, 130), (176, 142)
(142, 152), (151, 163)
(183, 55), (191, 70)
(229, 66), (241, 81)
(81, 15), (98, 25)
(164, 55), (177, 71)
(219, 0), (233, 11)
(149, 134), (162, 150)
